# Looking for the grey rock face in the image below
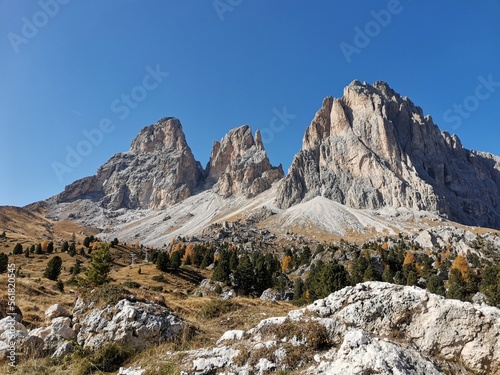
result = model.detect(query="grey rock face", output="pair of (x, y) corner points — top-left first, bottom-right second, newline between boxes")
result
(205, 125), (284, 198)
(276, 81), (500, 229)
(178, 282), (500, 375)
(55, 119), (281, 210)
(76, 299), (184, 350)
(57, 117), (203, 210)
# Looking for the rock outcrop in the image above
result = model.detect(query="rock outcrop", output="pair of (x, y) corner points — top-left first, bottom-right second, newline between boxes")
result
(177, 282), (500, 374)
(276, 81), (500, 229)
(56, 117), (203, 210)
(0, 299), (184, 360)
(75, 298), (183, 350)
(205, 125), (283, 198)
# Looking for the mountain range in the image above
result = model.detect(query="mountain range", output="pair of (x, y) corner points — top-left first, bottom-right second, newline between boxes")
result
(18, 80), (496, 246)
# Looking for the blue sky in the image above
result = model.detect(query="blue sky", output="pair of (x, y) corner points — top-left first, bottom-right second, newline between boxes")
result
(1, 0), (499, 206)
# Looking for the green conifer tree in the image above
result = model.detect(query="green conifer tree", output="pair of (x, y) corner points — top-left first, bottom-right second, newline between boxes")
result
(44, 256), (62, 281)
(85, 244), (113, 286)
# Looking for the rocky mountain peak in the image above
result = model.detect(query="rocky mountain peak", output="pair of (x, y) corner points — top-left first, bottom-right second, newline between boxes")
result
(206, 125), (284, 198)
(277, 81), (500, 229)
(54, 118), (283, 214)
(56, 117), (203, 210)
(129, 117), (188, 153)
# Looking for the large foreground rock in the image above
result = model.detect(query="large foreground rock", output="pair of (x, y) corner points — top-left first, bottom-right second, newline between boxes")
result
(77, 299), (184, 350)
(177, 282), (500, 374)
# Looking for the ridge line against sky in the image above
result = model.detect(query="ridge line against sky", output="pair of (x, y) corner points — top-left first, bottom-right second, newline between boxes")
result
(0, 1), (499, 207)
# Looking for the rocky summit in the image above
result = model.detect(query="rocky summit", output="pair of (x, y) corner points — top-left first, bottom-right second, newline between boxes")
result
(55, 118), (282, 210)
(205, 125), (283, 198)
(56, 117), (203, 210)
(276, 80), (500, 229)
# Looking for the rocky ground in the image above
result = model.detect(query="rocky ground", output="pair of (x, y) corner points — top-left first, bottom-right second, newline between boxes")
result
(123, 282), (500, 374)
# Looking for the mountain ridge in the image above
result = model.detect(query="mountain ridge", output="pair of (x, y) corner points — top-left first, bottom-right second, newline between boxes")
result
(277, 80), (500, 229)
(9, 80), (500, 242)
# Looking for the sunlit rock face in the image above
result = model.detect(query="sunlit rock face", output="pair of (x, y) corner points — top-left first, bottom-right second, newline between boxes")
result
(277, 80), (500, 229)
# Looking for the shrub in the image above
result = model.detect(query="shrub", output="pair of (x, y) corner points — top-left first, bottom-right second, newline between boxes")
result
(198, 299), (239, 320)
(81, 284), (129, 308)
(76, 343), (133, 374)
(123, 281), (141, 289)
(152, 274), (166, 282)
(56, 279), (64, 293)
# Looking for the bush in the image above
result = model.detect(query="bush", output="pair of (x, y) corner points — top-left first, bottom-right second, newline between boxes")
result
(76, 343), (133, 374)
(261, 319), (331, 350)
(56, 279), (64, 293)
(123, 281), (141, 289)
(152, 274), (166, 282)
(81, 284), (128, 308)
(198, 299), (239, 320)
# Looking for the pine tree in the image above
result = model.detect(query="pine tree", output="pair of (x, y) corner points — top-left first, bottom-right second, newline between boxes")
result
(306, 260), (350, 300)
(44, 256), (62, 281)
(193, 245), (205, 267)
(406, 270), (418, 286)
(0, 253), (8, 273)
(35, 243), (42, 254)
(62, 241), (69, 253)
(427, 275), (445, 296)
(68, 243), (76, 257)
(170, 251), (181, 270)
(212, 257), (231, 284)
(83, 236), (91, 248)
(156, 251), (170, 272)
(229, 251), (239, 271)
(46, 241), (54, 254)
(72, 259), (82, 276)
(350, 252), (369, 284)
(13, 243), (23, 255)
(56, 279), (64, 293)
(394, 271), (405, 285)
(254, 256), (273, 294)
(293, 278), (304, 300)
(480, 264), (500, 307)
(447, 268), (467, 301)
(234, 254), (254, 295)
(382, 265), (393, 283)
(85, 243), (113, 286)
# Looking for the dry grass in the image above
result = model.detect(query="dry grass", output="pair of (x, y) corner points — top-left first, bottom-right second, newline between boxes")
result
(0, 238), (296, 373)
